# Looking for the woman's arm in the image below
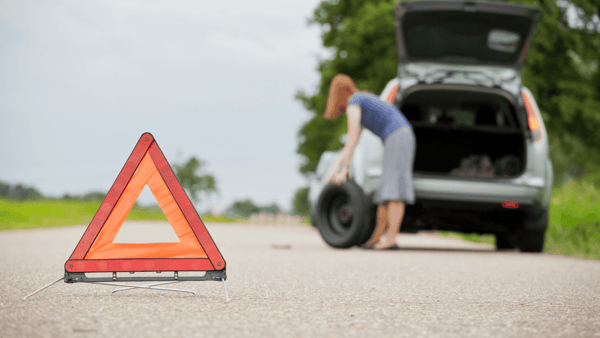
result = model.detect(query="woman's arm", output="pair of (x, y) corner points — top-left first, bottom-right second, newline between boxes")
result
(326, 104), (363, 185)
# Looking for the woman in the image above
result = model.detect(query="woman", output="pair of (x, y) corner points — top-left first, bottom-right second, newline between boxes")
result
(323, 74), (416, 250)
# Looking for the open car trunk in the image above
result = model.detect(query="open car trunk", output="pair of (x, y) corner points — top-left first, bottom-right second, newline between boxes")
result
(394, 0), (541, 69)
(400, 88), (526, 178)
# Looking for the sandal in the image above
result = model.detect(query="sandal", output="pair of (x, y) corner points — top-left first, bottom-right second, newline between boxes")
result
(376, 243), (401, 251)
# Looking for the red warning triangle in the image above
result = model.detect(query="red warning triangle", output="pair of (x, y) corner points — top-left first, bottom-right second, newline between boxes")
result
(65, 133), (225, 273)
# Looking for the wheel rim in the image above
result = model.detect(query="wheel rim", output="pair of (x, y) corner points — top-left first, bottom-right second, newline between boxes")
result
(327, 195), (354, 235)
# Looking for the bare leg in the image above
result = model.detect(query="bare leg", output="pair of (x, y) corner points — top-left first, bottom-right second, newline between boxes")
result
(364, 203), (388, 246)
(375, 200), (405, 249)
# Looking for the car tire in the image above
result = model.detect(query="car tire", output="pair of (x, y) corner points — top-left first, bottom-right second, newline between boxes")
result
(495, 233), (517, 251)
(314, 180), (371, 248)
(516, 230), (546, 253)
(517, 209), (548, 253)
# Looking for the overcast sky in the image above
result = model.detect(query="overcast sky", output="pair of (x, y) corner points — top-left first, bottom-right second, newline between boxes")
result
(0, 0), (328, 213)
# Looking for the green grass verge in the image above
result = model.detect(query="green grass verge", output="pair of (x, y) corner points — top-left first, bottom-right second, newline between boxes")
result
(3, 178), (598, 261)
(545, 177), (600, 260)
(431, 231), (495, 246)
(434, 176), (600, 260)
(0, 198), (244, 231)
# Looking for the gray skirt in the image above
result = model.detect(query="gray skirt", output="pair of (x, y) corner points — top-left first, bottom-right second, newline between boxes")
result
(374, 126), (416, 205)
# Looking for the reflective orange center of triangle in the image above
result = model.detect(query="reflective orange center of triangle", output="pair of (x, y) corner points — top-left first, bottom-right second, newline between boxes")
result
(85, 153), (207, 259)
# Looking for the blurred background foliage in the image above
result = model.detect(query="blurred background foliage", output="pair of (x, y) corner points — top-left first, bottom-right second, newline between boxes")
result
(292, 186), (312, 219)
(295, 0), (600, 187)
(0, 181), (44, 200)
(172, 156), (217, 205)
(0, 156), (219, 205)
(224, 199), (282, 218)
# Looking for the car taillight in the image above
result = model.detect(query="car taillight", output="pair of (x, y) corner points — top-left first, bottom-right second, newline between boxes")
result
(522, 91), (542, 142)
(502, 201), (519, 209)
(387, 85), (398, 104)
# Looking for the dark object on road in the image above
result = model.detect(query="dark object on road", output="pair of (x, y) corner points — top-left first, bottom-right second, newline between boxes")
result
(271, 244), (292, 250)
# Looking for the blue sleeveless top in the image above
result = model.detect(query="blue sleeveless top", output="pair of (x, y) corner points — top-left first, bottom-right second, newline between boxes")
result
(347, 92), (411, 141)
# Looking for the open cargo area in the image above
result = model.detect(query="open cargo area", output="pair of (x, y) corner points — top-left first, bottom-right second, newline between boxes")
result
(400, 88), (526, 177)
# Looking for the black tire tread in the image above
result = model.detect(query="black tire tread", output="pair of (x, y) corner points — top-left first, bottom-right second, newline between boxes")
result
(314, 180), (371, 249)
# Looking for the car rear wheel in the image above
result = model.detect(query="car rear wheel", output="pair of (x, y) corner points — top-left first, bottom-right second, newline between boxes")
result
(495, 233), (517, 251)
(516, 230), (546, 252)
(314, 180), (372, 248)
(516, 210), (548, 253)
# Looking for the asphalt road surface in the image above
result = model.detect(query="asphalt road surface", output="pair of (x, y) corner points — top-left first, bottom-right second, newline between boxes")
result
(1, 221), (599, 338)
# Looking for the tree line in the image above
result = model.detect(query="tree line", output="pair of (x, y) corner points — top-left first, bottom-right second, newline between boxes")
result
(0, 181), (45, 200)
(1, 155), (312, 219)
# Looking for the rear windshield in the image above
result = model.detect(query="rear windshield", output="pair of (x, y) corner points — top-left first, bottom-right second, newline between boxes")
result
(400, 90), (519, 130)
(402, 11), (532, 65)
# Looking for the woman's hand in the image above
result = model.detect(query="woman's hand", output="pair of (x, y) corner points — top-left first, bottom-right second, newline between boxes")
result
(324, 161), (350, 186)
(331, 166), (349, 185)
(323, 162), (340, 185)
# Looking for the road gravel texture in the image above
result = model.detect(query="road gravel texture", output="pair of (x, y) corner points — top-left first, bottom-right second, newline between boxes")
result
(1, 221), (599, 338)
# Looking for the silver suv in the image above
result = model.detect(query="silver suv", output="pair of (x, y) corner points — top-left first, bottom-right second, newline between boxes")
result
(309, 0), (552, 252)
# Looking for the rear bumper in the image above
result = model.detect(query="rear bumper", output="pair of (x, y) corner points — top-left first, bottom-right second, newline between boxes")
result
(397, 174), (548, 234)
(413, 173), (546, 206)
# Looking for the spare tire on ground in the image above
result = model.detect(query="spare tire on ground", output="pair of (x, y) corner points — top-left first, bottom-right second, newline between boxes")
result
(313, 180), (374, 248)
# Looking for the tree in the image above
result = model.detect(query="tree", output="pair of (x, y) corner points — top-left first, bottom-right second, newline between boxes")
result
(0, 181), (43, 200)
(549, 132), (600, 185)
(296, 0), (600, 184)
(292, 187), (311, 217)
(296, 0), (398, 173)
(82, 191), (107, 201)
(225, 199), (282, 217)
(173, 157), (217, 205)
(260, 203), (281, 215)
(228, 199), (261, 218)
(0, 181), (10, 198)
(522, 0), (600, 185)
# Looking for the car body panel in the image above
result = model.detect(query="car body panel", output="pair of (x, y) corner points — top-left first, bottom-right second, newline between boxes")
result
(397, 63), (522, 101)
(394, 0), (541, 69)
